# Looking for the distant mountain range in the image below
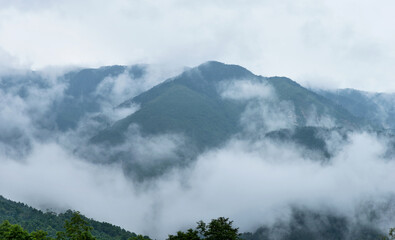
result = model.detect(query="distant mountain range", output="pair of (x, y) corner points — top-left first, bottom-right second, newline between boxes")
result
(2, 61), (395, 174)
(315, 88), (395, 130)
(1, 61), (395, 240)
(90, 61), (361, 149)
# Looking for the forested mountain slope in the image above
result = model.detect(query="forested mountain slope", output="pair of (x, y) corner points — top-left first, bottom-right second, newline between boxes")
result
(315, 88), (395, 130)
(0, 196), (139, 240)
(91, 61), (361, 150)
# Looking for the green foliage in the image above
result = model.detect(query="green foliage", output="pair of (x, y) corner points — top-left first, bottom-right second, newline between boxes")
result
(31, 230), (52, 240)
(382, 228), (395, 240)
(0, 220), (53, 240)
(0, 220), (31, 240)
(0, 196), (137, 240)
(56, 211), (96, 240)
(127, 234), (151, 240)
(167, 217), (240, 240)
(2, 204), (390, 240)
(0, 212), (121, 240)
(197, 217), (240, 240)
(167, 229), (200, 240)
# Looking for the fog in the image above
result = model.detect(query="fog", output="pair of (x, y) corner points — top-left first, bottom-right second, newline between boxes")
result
(0, 67), (395, 239)
(0, 1), (394, 238)
(2, 0), (395, 92)
(1, 127), (395, 238)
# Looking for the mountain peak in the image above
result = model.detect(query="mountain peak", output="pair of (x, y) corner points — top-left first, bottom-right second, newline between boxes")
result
(192, 61), (255, 81)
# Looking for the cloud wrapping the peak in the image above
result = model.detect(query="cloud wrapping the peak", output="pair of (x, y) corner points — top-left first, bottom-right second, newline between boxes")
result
(0, 2), (395, 239)
(0, 61), (394, 239)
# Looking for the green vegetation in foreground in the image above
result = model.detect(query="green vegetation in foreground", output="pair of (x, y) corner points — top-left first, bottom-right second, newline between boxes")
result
(0, 195), (241, 240)
(382, 228), (395, 240)
(1, 212), (394, 240)
(168, 217), (240, 240)
(0, 196), (137, 240)
(0, 211), (144, 240)
(0, 214), (241, 240)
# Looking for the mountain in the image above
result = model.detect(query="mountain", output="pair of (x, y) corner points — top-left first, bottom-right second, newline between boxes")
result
(266, 77), (362, 127)
(0, 61), (363, 154)
(240, 207), (382, 240)
(1, 62), (394, 240)
(0, 195), (140, 240)
(0, 61), (378, 179)
(54, 65), (146, 131)
(0, 65), (146, 132)
(315, 88), (395, 130)
(264, 126), (347, 160)
(91, 61), (361, 150)
(91, 62), (252, 149)
(0, 65), (149, 160)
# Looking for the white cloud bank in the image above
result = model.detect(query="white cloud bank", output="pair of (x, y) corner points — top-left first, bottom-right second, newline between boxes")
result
(0, 0), (395, 91)
(1, 131), (395, 239)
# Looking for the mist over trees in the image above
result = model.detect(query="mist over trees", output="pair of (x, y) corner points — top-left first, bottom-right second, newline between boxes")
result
(1, 212), (394, 240)
(0, 211), (241, 240)
(1, 62), (395, 239)
(1, 0), (395, 239)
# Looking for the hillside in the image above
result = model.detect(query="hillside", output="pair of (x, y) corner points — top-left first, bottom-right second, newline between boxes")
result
(91, 61), (361, 150)
(0, 195), (139, 240)
(54, 65), (147, 131)
(0, 195), (385, 240)
(240, 208), (383, 240)
(315, 88), (395, 130)
(1, 62), (395, 240)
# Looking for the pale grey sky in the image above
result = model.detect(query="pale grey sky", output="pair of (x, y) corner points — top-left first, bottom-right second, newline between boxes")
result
(0, 0), (395, 92)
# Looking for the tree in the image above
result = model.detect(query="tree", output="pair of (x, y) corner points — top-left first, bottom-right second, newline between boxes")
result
(197, 217), (240, 240)
(383, 228), (395, 240)
(31, 230), (53, 240)
(167, 217), (240, 240)
(168, 229), (200, 240)
(56, 211), (96, 240)
(128, 234), (151, 240)
(0, 220), (32, 240)
(0, 220), (54, 240)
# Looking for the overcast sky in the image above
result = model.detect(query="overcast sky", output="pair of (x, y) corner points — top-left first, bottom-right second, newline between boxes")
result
(1, 0), (395, 92)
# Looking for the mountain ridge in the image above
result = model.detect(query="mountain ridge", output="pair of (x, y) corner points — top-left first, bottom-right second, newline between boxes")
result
(91, 61), (363, 150)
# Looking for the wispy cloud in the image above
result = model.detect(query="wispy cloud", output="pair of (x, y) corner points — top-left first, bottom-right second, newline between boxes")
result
(0, 0), (395, 91)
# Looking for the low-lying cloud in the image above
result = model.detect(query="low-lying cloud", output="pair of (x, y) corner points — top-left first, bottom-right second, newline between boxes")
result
(218, 79), (274, 100)
(0, 67), (395, 240)
(219, 79), (297, 133)
(1, 131), (395, 239)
